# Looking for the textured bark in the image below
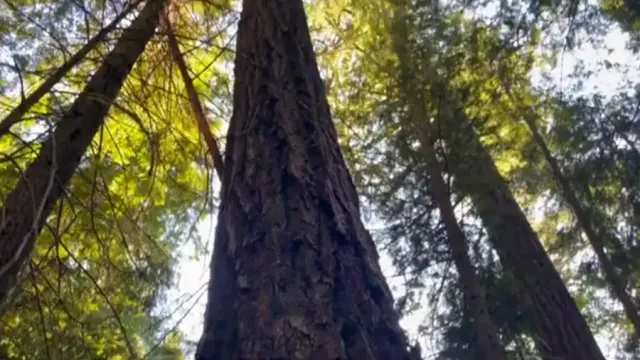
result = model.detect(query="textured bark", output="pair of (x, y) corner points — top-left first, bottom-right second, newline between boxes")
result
(0, 0), (166, 310)
(523, 113), (640, 337)
(195, 1), (414, 359)
(0, 0), (140, 139)
(444, 113), (605, 359)
(164, 13), (224, 178)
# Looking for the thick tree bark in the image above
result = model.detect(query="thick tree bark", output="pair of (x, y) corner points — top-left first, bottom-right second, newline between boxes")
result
(443, 112), (605, 359)
(164, 12), (224, 178)
(0, 0), (140, 139)
(523, 112), (640, 337)
(195, 1), (414, 359)
(0, 0), (166, 310)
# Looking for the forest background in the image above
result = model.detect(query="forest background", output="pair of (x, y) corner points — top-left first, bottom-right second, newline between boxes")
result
(1, 0), (640, 358)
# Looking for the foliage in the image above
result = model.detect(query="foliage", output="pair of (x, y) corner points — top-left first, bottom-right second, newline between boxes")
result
(0, 0), (233, 358)
(1, 0), (640, 358)
(310, 0), (640, 358)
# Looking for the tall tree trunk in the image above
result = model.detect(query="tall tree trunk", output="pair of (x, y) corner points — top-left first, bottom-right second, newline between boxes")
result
(0, 0), (141, 139)
(391, 7), (507, 359)
(522, 111), (640, 336)
(415, 120), (508, 360)
(442, 109), (605, 359)
(0, 0), (167, 310)
(195, 1), (415, 359)
(164, 12), (224, 178)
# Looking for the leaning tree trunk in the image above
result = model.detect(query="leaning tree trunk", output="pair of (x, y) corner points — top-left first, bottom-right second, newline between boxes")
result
(414, 122), (508, 360)
(0, 0), (141, 139)
(522, 111), (640, 337)
(442, 108), (605, 359)
(0, 0), (167, 310)
(195, 1), (415, 359)
(391, 8), (507, 359)
(164, 12), (224, 178)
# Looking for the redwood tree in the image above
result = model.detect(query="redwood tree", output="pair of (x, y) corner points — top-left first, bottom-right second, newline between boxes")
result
(0, 0), (167, 309)
(391, 7), (507, 358)
(442, 106), (606, 359)
(519, 105), (640, 337)
(196, 1), (415, 359)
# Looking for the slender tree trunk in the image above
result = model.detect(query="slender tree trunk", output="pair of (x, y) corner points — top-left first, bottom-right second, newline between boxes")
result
(416, 120), (508, 359)
(523, 112), (640, 336)
(164, 12), (224, 178)
(443, 111), (605, 359)
(0, 0), (167, 310)
(195, 1), (415, 359)
(390, 8), (507, 359)
(0, 0), (141, 139)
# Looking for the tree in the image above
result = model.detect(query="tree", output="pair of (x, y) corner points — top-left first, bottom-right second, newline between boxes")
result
(542, 89), (640, 353)
(441, 103), (605, 359)
(3, 0), (640, 358)
(0, 0), (138, 139)
(0, 0), (228, 357)
(195, 1), (415, 358)
(387, 13), (606, 356)
(380, 2), (605, 357)
(304, 0), (606, 356)
(509, 89), (640, 337)
(0, 0), (167, 310)
(391, 5), (507, 359)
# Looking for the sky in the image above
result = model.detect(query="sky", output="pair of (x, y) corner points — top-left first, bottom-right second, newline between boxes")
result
(162, 16), (639, 360)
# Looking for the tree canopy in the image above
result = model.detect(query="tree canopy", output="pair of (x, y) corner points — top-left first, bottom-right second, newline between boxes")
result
(1, 0), (640, 358)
